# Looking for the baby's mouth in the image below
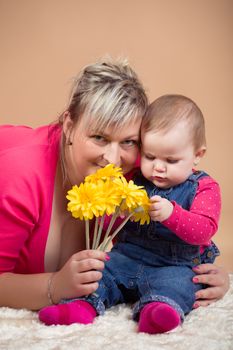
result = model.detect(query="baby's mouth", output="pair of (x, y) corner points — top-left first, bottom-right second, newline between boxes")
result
(151, 176), (166, 181)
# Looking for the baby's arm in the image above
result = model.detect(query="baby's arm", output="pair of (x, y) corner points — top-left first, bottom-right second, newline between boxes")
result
(149, 177), (221, 245)
(149, 195), (173, 222)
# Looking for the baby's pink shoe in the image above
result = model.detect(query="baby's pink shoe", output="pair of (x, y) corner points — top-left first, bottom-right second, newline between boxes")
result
(39, 300), (97, 326)
(138, 301), (181, 334)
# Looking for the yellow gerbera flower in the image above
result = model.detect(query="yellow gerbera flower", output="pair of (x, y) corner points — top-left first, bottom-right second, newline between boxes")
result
(113, 176), (149, 211)
(67, 183), (103, 220)
(67, 178), (123, 220)
(132, 204), (150, 225)
(66, 164), (151, 251)
(85, 164), (123, 183)
(93, 178), (122, 215)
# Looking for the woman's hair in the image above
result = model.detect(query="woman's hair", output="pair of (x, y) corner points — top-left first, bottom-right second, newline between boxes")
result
(142, 94), (206, 150)
(58, 56), (148, 184)
(59, 57), (148, 134)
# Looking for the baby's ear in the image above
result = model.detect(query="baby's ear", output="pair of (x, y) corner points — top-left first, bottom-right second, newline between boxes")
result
(194, 146), (206, 166)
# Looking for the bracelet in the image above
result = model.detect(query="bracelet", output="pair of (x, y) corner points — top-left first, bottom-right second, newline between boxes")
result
(47, 273), (57, 305)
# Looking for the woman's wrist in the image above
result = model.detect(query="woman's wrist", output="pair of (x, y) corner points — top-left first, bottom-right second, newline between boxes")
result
(47, 273), (58, 305)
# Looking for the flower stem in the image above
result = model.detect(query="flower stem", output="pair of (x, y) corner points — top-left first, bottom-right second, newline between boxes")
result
(91, 217), (99, 249)
(93, 215), (105, 250)
(85, 219), (90, 250)
(100, 212), (134, 251)
(98, 207), (120, 251)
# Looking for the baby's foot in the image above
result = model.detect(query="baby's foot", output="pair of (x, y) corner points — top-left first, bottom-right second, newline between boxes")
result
(138, 301), (181, 334)
(39, 300), (96, 326)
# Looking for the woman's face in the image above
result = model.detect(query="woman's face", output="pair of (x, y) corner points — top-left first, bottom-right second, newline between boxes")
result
(63, 115), (142, 185)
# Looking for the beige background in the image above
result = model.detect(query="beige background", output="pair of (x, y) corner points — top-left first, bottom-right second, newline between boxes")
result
(0, 0), (232, 271)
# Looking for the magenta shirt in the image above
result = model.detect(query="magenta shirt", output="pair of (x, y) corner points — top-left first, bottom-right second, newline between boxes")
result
(0, 124), (61, 274)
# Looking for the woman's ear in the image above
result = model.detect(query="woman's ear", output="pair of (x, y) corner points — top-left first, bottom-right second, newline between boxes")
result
(62, 111), (74, 145)
(194, 146), (206, 166)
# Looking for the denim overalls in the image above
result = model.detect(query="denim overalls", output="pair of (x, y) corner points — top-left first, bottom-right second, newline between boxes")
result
(69, 171), (220, 321)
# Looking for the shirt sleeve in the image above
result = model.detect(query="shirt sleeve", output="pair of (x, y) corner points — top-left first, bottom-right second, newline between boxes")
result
(0, 149), (41, 273)
(162, 176), (221, 245)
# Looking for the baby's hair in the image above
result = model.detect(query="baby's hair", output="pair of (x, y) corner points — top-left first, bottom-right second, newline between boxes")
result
(59, 56), (148, 132)
(143, 94), (206, 150)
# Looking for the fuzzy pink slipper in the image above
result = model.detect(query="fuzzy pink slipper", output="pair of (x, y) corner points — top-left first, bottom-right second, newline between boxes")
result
(39, 300), (97, 326)
(138, 301), (181, 334)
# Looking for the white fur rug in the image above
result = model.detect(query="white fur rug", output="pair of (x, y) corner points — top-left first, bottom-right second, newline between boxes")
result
(0, 275), (233, 350)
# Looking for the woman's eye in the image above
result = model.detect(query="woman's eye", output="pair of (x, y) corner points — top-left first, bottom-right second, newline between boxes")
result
(122, 140), (139, 147)
(92, 135), (106, 142)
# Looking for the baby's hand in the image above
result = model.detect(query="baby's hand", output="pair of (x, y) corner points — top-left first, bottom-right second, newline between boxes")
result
(149, 195), (174, 222)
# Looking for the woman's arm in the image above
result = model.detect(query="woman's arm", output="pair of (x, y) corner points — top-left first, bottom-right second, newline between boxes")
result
(0, 250), (107, 310)
(192, 263), (230, 307)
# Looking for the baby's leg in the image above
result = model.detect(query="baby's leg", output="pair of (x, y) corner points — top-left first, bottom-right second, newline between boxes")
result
(138, 302), (181, 334)
(39, 300), (96, 326)
(136, 265), (200, 334)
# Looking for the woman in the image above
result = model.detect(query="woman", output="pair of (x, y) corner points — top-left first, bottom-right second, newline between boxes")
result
(0, 58), (229, 311)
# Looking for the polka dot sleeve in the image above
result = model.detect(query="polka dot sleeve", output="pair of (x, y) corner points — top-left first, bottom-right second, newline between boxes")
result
(162, 176), (221, 245)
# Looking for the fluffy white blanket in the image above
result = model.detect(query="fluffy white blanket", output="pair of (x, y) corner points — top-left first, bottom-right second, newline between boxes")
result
(0, 275), (232, 350)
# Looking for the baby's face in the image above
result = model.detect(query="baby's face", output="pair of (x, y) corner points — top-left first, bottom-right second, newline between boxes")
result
(140, 121), (200, 189)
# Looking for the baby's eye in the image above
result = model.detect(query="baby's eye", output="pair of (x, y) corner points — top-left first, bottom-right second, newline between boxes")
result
(167, 159), (178, 164)
(144, 154), (155, 161)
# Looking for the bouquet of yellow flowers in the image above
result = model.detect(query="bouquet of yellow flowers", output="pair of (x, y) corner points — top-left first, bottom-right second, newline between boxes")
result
(66, 164), (150, 251)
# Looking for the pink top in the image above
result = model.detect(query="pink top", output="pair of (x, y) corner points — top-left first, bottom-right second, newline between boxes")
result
(0, 124), (61, 274)
(162, 176), (221, 248)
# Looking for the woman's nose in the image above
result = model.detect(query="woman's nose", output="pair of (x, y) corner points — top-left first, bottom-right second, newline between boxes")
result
(103, 143), (121, 166)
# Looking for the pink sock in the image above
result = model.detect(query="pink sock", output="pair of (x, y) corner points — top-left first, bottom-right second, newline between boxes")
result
(39, 300), (97, 326)
(138, 302), (181, 334)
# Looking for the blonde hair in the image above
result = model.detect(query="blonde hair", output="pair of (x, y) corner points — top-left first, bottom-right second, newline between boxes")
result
(58, 57), (148, 184)
(143, 94), (206, 150)
(59, 57), (148, 134)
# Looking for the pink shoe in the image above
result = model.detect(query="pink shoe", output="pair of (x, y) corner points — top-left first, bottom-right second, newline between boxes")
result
(138, 301), (181, 334)
(39, 300), (97, 326)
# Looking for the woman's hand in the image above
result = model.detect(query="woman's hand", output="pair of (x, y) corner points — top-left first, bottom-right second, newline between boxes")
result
(192, 263), (230, 308)
(51, 250), (108, 303)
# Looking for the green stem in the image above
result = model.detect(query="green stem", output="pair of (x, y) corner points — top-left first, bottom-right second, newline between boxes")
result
(93, 215), (105, 250)
(100, 212), (134, 251)
(91, 217), (99, 249)
(85, 219), (90, 250)
(98, 207), (120, 251)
